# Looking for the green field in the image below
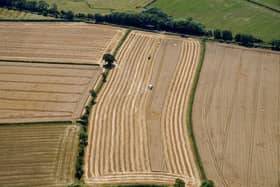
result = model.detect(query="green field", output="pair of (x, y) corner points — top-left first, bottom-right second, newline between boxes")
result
(31, 0), (151, 13)
(253, 0), (280, 10)
(0, 8), (54, 19)
(150, 0), (280, 41)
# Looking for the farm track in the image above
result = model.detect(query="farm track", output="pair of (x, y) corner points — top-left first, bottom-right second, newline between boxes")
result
(0, 22), (124, 65)
(0, 124), (79, 187)
(86, 31), (201, 186)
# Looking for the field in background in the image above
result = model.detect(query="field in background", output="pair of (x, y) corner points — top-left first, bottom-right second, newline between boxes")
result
(0, 123), (79, 187)
(86, 31), (200, 186)
(193, 42), (280, 187)
(150, 0), (280, 41)
(0, 61), (101, 123)
(253, 0), (280, 10)
(31, 0), (152, 13)
(0, 23), (124, 64)
(0, 8), (54, 19)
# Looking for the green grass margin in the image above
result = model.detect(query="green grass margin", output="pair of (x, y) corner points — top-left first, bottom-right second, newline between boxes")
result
(186, 39), (207, 181)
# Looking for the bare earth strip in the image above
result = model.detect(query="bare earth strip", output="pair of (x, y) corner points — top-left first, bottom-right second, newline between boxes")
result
(193, 42), (280, 187)
(86, 31), (201, 186)
(0, 123), (79, 187)
(0, 61), (101, 123)
(0, 22), (124, 64)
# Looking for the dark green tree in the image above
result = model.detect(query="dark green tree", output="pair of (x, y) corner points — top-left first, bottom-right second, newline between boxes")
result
(214, 29), (222, 39)
(271, 40), (280, 51)
(222, 30), (233, 41)
(174, 178), (185, 187)
(64, 10), (74, 20)
(102, 53), (115, 66)
(201, 179), (214, 187)
(37, 0), (49, 11)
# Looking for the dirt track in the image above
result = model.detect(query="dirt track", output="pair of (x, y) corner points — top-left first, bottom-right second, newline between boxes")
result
(86, 31), (201, 186)
(193, 42), (280, 187)
(0, 22), (124, 64)
(0, 61), (101, 123)
(0, 124), (79, 187)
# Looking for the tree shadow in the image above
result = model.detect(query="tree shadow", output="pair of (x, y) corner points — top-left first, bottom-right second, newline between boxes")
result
(103, 63), (116, 69)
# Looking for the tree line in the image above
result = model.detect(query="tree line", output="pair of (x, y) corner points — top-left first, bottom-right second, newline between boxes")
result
(0, 0), (74, 20)
(2, 0), (279, 50)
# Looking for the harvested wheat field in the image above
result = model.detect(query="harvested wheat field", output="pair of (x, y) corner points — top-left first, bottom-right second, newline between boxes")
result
(0, 123), (79, 187)
(0, 22), (124, 64)
(86, 31), (201, 186)
(0, 61), (101, 123)
(193, 42), (280, 187)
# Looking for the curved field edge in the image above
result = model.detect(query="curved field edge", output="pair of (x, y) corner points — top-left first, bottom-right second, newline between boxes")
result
(72, 29), (130, 186)
(187, 40), (207, 181)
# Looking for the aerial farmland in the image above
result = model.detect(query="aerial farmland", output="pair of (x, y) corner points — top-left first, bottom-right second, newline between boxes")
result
(193, 42), (280, 187)
(0, 0), (279, 187)
(86, 31), (201, 185)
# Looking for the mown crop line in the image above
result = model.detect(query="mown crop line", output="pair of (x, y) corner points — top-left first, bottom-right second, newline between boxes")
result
(0, 59), (100, 66)
(69, 29), (131, 187)
(186, 40), (207, 181)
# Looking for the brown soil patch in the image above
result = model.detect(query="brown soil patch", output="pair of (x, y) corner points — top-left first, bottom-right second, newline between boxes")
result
(0, 22), (124, 64)
(193, 42), (280, 187)
(86, 31), (201, 186)
(0, 61), (101, 123)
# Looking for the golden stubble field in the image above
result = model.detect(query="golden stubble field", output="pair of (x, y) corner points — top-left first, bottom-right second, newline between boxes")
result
(0, 23), (127, 123)
(193, 42), (280, 187)
(86, 31), (201, 186)
(0, 123), (79, 187)
(0, 22), (124, 64)
(0, 61), (101, 123)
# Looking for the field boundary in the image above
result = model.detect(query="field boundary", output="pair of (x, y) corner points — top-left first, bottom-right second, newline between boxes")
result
(69, 29), (131, 187)
(186, 40), (207, 181)
(246, 0), (280, 13)
(0, 59), (100, 66)
(0, 120), (73, 126)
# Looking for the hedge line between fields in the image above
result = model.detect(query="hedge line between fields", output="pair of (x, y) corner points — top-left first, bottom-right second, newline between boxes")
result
(68, 29), (131, 187)
(1, 1), (280, 51)
(186, 40), (215, 187)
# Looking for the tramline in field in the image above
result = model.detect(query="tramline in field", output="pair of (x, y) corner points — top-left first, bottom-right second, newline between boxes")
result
(86, 31), (201, 186)
(0, 123), (79, 187)
(0, 22), (124, 65)
(193, 42), (280, 187)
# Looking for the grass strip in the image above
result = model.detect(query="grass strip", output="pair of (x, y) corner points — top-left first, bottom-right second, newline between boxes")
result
(186, 40), (207, 180)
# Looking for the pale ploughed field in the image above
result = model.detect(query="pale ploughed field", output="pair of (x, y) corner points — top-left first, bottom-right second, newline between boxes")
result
(193, 42), (280, 187)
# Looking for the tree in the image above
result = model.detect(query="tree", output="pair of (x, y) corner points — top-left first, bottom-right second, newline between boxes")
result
(201, 180), (214, 187)
(174, 178), (185, 187)
(49, 3), (58, 17)
(271, 40), (280, 51)
(102, 53), (115, 66)
(64, 10), (74, 20)
(235, 33), (257, 46)
(37, 0), (49, 12)
(222, 30), (233, 41)
(214, 29), (222, 39)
